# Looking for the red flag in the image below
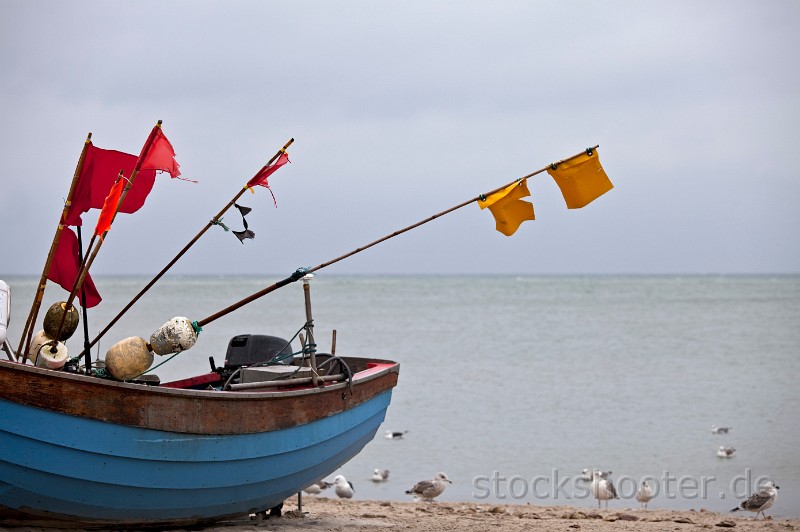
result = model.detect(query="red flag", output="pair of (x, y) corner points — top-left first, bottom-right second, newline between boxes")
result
(247, 152), (290, 189)
(139, 127), (181, 178)
(63, 144), (157, 226)
(94, 176), (125, 236)
(48, 228), (102, 308)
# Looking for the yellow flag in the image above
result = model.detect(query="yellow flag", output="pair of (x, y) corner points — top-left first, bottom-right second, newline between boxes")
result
(547, 149), (613, 209)
(478, 180), (535, 236)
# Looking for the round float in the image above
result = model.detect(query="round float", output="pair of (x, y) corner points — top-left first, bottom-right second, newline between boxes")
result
(105, 337), (154, 381)
(28, 330), (55, 365)
(43, 301), (79, 341)
(35, 341), (69, 370)
(149, 316), (197, 356)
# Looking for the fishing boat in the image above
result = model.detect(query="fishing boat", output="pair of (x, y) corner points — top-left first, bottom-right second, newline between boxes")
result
(0, 321), (399, 527)
(0, 125), (607, 527)
(0, 128), (407, 527)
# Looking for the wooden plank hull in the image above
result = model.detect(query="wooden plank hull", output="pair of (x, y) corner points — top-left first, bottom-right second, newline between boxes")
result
(0, 358), (399, 527)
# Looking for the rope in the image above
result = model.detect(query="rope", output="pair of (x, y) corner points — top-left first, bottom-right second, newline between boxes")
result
(135, 352), (181, 380)
(91, 367), (110, 379)
(222, 367), (242, 390)
(290, 267), (309, 281)
(211, 217), (230, 232)
(260, 320), (312, 366)
(317, 355), (353, 388)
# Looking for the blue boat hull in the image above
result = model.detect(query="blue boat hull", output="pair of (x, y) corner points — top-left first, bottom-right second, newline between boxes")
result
(0, 390), (392, 525)
(0, 356), (399, 527)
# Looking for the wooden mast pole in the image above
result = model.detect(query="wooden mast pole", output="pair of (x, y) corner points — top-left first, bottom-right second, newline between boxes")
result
(47, 172), (131, 351)
(301, 274), (320, 386)
(43, 119), (166, 359)
(17, 133), (92, 361)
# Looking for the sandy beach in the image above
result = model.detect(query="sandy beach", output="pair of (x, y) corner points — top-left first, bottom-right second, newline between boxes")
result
(3, 497), (793, 532)
(192, 498), (799, 532)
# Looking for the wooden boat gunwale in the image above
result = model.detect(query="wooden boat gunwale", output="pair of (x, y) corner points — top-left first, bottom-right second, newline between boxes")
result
(0, 356), (399, 435)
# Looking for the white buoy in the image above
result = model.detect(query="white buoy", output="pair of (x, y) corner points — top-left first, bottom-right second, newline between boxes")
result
(149, 317), (197, 356)
(105, 337), (154, 381)
(36, 341), (69, 370)
(28, 330), (55, 365)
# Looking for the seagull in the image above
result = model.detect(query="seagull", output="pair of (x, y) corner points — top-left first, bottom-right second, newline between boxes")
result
(302, 480), (331, 495)
(384, 430), (408, 439)
(717, 446), (736, 458)
(580, 468), (612, 482)
(332, 475), (354, 499)
(712, 425), (733, 434)
(731, 481), (779, 519)
(636, 480), (654, 509)
(591, 469), (617, 509)
(405, 472), (452, 502)
(371, 468), (390, 482)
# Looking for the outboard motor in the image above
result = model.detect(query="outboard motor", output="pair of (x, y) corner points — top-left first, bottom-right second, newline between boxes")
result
(210, 334), (294, 382)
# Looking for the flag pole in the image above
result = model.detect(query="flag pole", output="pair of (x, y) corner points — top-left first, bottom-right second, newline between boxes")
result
(48, 171), (132, 348)
(74, 137), (294, 361)
(49, 120), (165, 351)
(76, 226), (93, 374)
(196, 145), (599, 328)
(17, 133), (92, 362)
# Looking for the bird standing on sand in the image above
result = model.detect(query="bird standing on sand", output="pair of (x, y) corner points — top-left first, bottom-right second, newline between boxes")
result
(636, 480), (654, 509)
(371, 469), (390, 482)
(385, 430), (408, 439)
(731, 481), (779, 519)
(712, 425), (732, 434)
(302, 480), (331, 495)
(405, 472), (452, 502)
(580, 468), (612, 482)
(717, 446), (736, 458)
(332, 475), (354, 499)
(591, 469), (618, 509)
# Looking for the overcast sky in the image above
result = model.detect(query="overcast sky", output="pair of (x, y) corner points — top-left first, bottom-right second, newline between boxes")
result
(1, 1), (798, 277)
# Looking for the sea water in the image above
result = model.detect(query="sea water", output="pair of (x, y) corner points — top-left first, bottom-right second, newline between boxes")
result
(3, 274), (799, 517)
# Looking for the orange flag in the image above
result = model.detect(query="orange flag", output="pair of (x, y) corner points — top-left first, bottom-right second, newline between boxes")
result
(478, 180), (535, 236)
(94, 176), (125, 236)
(546, 148), (613, 209)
